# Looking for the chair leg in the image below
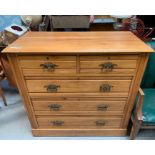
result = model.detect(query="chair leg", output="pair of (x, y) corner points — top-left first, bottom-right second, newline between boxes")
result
(130, 117), (142, 140)
(0, 87), (7, 106)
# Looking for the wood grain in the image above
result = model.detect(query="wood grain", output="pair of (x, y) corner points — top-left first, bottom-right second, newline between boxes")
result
(122, 53), (150, 127)
(37, 116), (122, 129)
(26, 79), (131, 93)
(80, 69), (136, 75)
(20, 61), (76, 69)
(4, 32), (153, 137)
(32, 128), (127, 136)
(2, 32), (153, 53)
(18, 55), (76, 61)
(22, 69), (76, 76)
(80, 60), (137, 69)
(29, 92), (129, 98)
(32, 100), (126, 111)
(7, 55), (38, 128)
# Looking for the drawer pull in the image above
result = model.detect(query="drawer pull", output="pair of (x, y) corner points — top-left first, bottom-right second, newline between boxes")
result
(51, 120), (64, 126)
(96, 120), (106, 126)
(48, 104), (61, 111)
(100, 84), (113, 92)
(44, 84), (60, 92)
(40, 62), (58, 71)
(97, 104), (109, 111)
(99, 62), (117, 71)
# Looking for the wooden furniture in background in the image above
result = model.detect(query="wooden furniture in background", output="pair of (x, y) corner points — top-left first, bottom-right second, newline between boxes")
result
(49, 15), (90, 30)
(2, 32), (153, 136)
(0, 62), (7, 106)
(130, 41), (155, 139)
(130, 88), (155, 139)
(90, 15), (115, 31)
(0, 46), (16, 87)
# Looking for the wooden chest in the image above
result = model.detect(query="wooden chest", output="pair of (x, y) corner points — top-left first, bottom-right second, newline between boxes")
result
(3, 32), (153, 136)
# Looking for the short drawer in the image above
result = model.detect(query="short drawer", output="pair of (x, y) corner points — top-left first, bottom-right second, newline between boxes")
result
(37, 116), (122, 129)
(80, 55), (138, 75)
(18, 55), (76, 76)
(33, 100), (126, 115)
(26, 80), (131, 93)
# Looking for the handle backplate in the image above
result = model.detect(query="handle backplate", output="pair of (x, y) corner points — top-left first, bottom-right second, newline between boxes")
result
(99, 62), (117, 72)
(48, 104), (61, 111)
(44, 84), (60, 92)
(97, 104), (109, 111)
(40, 62), (58, 71)
(100, 84), (113, 92)
(96, 120), (106, 126)
(51, 120), (64, 126)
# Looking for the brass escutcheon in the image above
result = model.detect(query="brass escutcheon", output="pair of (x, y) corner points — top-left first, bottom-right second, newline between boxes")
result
(99, 62), (117, 72)
(95, 120), (106, 126)
(97, 104), (109, 111)
(40, 62), (58, 71)
(100, 84), (113, 92)
(44, 84), (60, 92)
(51, 120), (64, 126)
(48, 104), (61, 111)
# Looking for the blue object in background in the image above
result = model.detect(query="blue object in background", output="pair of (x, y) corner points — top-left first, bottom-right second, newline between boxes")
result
(146, 40), (155, 49)
(0, 15), (22, 32)
(0, 15), (21, 91)
(141, 41), (155, 88)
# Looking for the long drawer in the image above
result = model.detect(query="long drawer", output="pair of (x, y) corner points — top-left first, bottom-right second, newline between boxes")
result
(32, 99), (126, 115)
(26, 80), (131, 93)
(37, 116), (122, 129)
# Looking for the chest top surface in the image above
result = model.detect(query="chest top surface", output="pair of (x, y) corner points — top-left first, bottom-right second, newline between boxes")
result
(2, 31), (154, 53)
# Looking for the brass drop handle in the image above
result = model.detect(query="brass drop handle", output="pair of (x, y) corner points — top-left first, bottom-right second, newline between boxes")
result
(99, 62), (117, 71)
(97, 104), (109, 111)
(40, 62), (58, 71)
(96, 120), (106, 126)
(48, 104), (61, 111)
(100, 84), (113, 92)
(51, 120), (64, 126)
(44, 84), (60, 92)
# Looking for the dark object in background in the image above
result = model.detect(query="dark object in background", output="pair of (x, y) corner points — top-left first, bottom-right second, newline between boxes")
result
(138, 15), (155, 38)
(49, 15), (90, 30)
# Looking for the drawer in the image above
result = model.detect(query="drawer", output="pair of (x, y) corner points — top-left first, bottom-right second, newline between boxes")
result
(18, 55), (76, 61)
(26, 80), (131, 93)
(80, 55), (138, 75)
(80, 55), (139, 61)
(37, 116), (122, 129)
(33, 100), (126, 115)
(18, 55), (76, 76)
(22, 69), (76, 76)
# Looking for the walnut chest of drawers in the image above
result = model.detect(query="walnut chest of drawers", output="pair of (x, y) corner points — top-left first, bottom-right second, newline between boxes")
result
(3, 32), (153, 136)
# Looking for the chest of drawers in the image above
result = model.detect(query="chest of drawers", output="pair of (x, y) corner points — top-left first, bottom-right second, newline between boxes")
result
(3, 32), (153, 136)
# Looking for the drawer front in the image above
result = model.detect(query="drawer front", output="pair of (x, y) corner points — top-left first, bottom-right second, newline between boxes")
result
(18, 55), (76, 76)
(33, 100), (126, 115)
(80, 55), (138, 75)
(26, 80), (131, 93)
(22, 69), (76, 76)
(80, 55), (139, 61)
(18, 55), (76, 61)
(37, 116), (122, 129)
